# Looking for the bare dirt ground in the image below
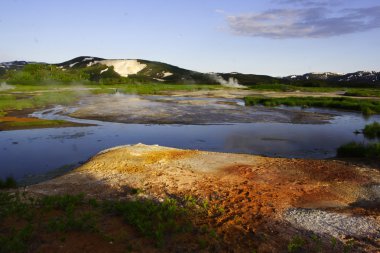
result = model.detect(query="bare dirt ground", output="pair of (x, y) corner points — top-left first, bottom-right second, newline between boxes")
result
(26, 144), (380, 252)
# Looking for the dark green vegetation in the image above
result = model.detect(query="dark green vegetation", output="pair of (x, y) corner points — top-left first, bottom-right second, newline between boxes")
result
(92, 83), (221, 95)
(247, 83), (340, 92)
(0, 177), (17, 189)
(363, 121), (380, 139)
(2, 63), (127, 85)
(337, 122), (380, 158)
(245, 83), (380, 96)
(0, 192), (220, 252)
(344, 89), (380, 98)
(218, 72), (282, 87)
(244, 96), (380, 115)
(286, 235), (354, 253)
(337, 142), (380, 158)
(102, 198), (190, 246)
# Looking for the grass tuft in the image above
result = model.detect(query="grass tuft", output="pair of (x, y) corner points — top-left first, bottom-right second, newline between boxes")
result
(337, 142), (380, 158)
(363, 122), (380, 139)
(102, 198), (189, 246)
(244, 96), (380, 115)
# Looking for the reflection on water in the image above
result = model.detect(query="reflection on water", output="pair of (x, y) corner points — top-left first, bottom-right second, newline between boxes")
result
(0, 98), (379, 183)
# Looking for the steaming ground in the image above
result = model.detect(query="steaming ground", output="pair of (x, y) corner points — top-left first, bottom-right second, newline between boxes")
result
(67, 93), (333, 124)
(210, 73), (246, 88)
(0, 82), (14, 91)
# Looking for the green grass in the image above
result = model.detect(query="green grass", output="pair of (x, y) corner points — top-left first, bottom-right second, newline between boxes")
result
(363, 122), (380, 139)
(344, 89), (380, 98)
(247, 84), (380, 97)
(336, 142), (380, 158)
(284, 233), (354, 253)
(0, 91), (78, 115)
(0, 192), (205, 251)
(244, 96), (380, 115)
(91, 83), (221, 95)
(102, 198), (190, 246)
(248, 83), (345, 92)
(287, 235), (305, 252)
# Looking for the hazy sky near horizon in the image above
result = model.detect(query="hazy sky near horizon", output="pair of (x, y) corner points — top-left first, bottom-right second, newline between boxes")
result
(1, 0), (379, 76)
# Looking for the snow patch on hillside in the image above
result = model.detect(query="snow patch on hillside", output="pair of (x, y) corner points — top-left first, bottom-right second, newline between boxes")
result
(98, 60), (147, 77)
(69, 62), (78, 68)
(162, 71), (173, 78)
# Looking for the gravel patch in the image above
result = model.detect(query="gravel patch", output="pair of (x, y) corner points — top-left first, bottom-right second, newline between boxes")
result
(284, 208), (380, 239)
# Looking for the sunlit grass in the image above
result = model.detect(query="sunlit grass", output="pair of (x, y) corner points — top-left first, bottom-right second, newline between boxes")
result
(0, 91), (78, 116)
(244, 96), (380, 115)
(344, 89), (380, 98)
(363, 122), (380, 139)
(91, 83), (221, 95)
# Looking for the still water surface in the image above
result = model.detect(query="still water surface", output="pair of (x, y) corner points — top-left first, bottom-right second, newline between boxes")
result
(0, 99), (379, 183)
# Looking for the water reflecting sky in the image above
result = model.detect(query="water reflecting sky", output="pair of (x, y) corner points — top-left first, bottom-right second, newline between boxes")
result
(1, 106), (379, 182)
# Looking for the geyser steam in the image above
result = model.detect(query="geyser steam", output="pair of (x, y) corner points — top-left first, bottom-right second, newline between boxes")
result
(210, 74), (245, 88)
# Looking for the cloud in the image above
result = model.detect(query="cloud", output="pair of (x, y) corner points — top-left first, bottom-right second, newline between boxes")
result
(273, 0), (334, 6)
(227, 6), (380, 39)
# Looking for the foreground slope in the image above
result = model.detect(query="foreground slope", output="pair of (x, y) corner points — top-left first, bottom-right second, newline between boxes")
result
(27, 144), (380, 252)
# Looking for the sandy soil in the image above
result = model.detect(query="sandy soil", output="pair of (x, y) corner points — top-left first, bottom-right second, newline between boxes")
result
(27, 144), (380, 252)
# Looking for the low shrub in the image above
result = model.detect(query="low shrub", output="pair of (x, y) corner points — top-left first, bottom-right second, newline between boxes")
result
(337, 142), (380, 158)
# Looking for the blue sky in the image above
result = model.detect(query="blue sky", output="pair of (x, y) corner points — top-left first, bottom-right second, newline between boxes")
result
(1, 0), (379, 76)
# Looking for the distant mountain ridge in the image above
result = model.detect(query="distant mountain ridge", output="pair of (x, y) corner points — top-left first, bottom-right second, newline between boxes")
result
(0, 61), (39, 70)
(285, 71), (380, 84)
(0, 56), (379, 87)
